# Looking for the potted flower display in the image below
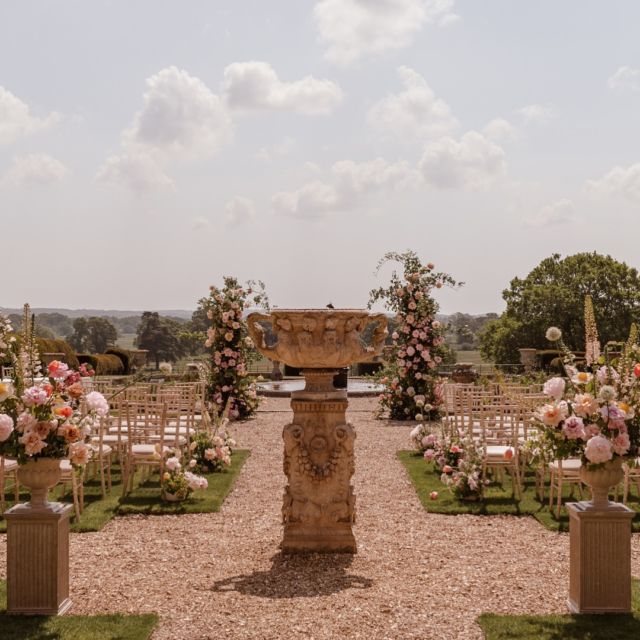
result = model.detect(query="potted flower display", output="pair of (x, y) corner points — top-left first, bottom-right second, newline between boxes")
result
(533, 297), (640, 507)
(0, 307), (109, 510)
(161, 454), (208, 502)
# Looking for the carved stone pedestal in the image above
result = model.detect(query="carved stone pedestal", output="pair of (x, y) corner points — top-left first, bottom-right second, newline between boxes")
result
(282, 369), (356, 553)
(567, 501), (635, 613)
(5, 502), (73, 615)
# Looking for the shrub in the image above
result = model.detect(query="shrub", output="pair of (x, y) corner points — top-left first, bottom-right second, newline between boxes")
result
(106, 347), (132, 374)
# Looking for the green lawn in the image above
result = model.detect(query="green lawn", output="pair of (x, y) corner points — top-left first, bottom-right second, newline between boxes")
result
(398, 450), (640, 532)
(1, 450), (249, 531)
(478, 580), (640, 639)
(0, 580), (158, 640)
(117, 449), (250, 515)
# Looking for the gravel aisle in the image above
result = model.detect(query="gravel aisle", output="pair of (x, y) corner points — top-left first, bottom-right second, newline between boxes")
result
(1, 398), (640, 639)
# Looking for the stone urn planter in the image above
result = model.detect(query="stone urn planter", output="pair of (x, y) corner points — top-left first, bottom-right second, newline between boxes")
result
(16, 457), (62, 511)
(579, 457), (624, 508)
(162, 490), (188, 503)
(247, 309), (388, 553)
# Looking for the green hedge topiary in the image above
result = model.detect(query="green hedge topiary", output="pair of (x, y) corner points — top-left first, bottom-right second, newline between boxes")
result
(105, 348), (132, 374)
(78, 353), (123, 375)
(35, 338), (80, 369)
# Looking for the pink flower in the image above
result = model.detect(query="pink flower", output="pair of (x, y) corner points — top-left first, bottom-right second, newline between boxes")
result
(536, 402), (569, 427)
(429, 491), (438, 500)
(16, 412), (36, 433)
(19, 432), (47, 456)
(584, 435), (613, 464)
(406, 346), (415, 356)
(596, 365), (620, 385)
(69, 441), (91, 466)
(562, 416), (586, 440)
(47, 360), (70, 380)
(0, 413), (14, 442)
(573, 394), (598, 417)
(442, 465), (453, 474)
(543, 377), (566, 401)
(85, 391), (109, 416)
(165, 456), (181, 471)
(612, 433), (630, 456)
(424, 449), (435, 461)
(22, 386), (48, 407)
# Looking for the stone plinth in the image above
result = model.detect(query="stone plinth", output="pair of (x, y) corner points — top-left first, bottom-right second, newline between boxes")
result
(567, 501), (635, 613)
(282, 369), (356, 553)
(5, 502), (73, 615)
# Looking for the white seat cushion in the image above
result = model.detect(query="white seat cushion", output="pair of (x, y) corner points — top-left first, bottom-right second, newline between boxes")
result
(486, 445), (514, 457)
(1, 457), (18, 472)
(549, 458), (581, 471)
(131, 444), (170, 457)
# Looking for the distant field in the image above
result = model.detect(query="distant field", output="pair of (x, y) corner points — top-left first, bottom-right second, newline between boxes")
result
(116, 333), (137, 349)
(455, 350), (489, 365)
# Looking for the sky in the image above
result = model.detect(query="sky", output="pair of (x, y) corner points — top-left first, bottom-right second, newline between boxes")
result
(1, 0), (639, 315)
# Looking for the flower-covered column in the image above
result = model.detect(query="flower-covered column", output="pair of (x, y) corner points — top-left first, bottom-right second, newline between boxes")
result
(202, 277), (268, 419)
(368, 251), (458, 421)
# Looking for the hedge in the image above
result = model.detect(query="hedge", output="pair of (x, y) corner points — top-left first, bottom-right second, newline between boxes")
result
(77, 353), (124, 375)
(35, 338), (80, 369)
(105, 348), (132, 374)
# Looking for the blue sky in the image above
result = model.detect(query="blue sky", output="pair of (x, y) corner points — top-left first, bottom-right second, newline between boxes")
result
(1, 1), (639, 313)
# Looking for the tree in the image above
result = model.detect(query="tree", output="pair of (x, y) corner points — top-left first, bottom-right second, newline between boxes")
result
(135, 312), (183, 369)
(67, 317), (118, 353)
(480, 252), (640, 363)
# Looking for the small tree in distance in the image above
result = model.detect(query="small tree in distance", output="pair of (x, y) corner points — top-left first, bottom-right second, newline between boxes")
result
(135, 312), (183, 369)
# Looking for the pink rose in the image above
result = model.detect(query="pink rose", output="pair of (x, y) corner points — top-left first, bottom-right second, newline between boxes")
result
(584, 435), (613, 464)
(612, 433), (630, 456)
(429, 491), (438, 500)
(0, 413), (14, 442)
(543, 377), (566, 401)
(562, 416), (586, 440)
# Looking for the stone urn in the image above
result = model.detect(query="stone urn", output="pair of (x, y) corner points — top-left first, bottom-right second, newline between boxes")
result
(579, 457), (624, 509)
(247, 309), (388, 553)
(16, 458), (62, 511)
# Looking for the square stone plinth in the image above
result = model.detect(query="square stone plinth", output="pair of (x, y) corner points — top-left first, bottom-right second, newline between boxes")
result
(567, 501), (635, 614)
(282, 523), (357, 554)
(5, 502), (73, 615)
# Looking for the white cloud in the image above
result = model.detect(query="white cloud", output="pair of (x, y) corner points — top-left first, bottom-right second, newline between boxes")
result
(525, 198), (578, 227)
(314, 0), (459, 66)
(367, 66), (458, 139)
(223, 61), (343, 114)
(126, 66), (232, 158)
(608, 66), (640, 91)
(256, 137), (295, 162)
(482, 118), (516, 143)
(517, 103), (554, 125)
(225, 196), (256, 225)
(0, 86), (60, 145)
(419, 131), (506, 189)
(272, 157), (418, 217)
(586, 163), (640, 202)
(1, 153), (70, 187)
(95, 151), (174, 195)
(98, 66), (232, 193)
(192, 216), (210, 231)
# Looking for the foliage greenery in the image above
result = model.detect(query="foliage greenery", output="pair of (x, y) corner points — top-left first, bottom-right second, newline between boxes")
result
(479, 252), (640, 363)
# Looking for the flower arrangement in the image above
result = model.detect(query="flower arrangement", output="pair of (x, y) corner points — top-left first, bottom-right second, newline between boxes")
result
(202, 277), (269, 419)
(78, 362), (95, 378)
(533, 300), (640, 468)
(368, 251), (458, 421)
(419, 426), (485, 499)
(161, 453), (208, 501)
(190, 430), (235, 473)
(438, 435), (485, 500)
(0, 306), (108, 466)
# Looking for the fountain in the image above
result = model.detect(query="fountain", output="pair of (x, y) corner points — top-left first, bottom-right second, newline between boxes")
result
(247, 309), (388, 553)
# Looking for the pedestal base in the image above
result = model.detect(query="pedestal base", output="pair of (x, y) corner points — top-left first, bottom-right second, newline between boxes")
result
(282, 523), (357, 554)
(567, 500), (634, 614)
(5, 501), (73, 615)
